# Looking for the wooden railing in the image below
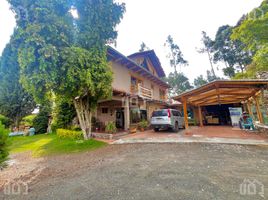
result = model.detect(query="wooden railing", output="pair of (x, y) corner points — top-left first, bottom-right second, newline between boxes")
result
(137, 84), (153, 100)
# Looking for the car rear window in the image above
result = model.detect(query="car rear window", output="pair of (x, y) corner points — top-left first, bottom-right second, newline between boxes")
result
(152, 110), (168, 117)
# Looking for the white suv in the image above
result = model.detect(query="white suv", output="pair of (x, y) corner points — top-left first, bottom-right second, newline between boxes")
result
(151, 109), (185, 132)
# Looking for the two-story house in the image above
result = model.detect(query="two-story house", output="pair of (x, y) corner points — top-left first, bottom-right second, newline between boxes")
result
(95, 47), (170, 131)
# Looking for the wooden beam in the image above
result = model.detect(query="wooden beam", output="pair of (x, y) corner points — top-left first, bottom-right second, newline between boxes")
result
(247, 102), (253, 117)
(198, 106), (203, 127)
(182, 98), (189, 129)
(254, 96), (264, 124)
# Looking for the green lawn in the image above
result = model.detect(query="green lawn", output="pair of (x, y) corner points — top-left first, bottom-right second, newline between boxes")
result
(8, 134), (107, 157)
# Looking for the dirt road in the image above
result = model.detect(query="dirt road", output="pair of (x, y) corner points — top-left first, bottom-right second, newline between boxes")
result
(1, 143), (268, 200)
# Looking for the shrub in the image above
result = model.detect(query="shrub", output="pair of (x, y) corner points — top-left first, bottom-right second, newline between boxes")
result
(105, 122), (117, 134)
(57, 128), (83, 140)
(0, 122), (9, 167)
(0, 115), (12, 128)
(53, 101), (76, 130)
(21, 114), (37, 126)
(138, 120), (149, 129)
(33, 106), (50, 134)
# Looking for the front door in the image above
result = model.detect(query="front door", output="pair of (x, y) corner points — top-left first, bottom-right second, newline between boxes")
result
(116, 109), (124, 129)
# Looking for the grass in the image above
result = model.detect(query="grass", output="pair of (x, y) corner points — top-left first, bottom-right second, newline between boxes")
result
(7, 134), (107, 157)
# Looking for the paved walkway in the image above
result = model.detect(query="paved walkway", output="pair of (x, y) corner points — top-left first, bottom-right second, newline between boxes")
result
(113, 126), (268, 146)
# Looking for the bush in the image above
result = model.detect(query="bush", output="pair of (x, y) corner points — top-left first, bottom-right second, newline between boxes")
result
(138, 120), (149, 129)
(21, 114), (37, 127)
(57, 128), (83, 140)
(33, 105), (50, 134)
(0, 115), (12, 128)
(105, 122), (117, 134)
(0, 122), (9, 167)
(53, 101), (76, 130)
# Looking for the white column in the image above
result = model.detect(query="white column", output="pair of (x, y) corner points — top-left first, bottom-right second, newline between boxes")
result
(124, 97), (130, 131)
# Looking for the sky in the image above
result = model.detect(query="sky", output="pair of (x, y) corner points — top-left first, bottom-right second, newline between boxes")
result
(0, 0), (263, 82)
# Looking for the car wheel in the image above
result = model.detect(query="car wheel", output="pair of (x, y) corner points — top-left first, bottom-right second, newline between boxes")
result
(173, 122), (179, 132)
(154, 128), (159, 132)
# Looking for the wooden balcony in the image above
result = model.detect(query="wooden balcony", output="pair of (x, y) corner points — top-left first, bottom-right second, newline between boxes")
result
(138, 84), (153, 100)
(131, 84), (153, 100)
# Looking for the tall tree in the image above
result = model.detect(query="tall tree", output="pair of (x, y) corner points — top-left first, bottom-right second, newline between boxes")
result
(139, 42), (150, 52)
(166, 72), (193, 95)
(198, 31), (217, 78)
(231, 0), (268, 78)
(0, 38), (36, 126)
(8, 0), (125, 139)
(213, 25), (251, 77)
(165, 35), (188, 73)
(194, 75), (208, 88)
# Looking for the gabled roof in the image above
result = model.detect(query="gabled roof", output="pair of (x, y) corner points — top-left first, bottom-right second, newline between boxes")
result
(128, 50), (166, 78)
(107, 47), (170, 88)
(173, 79), (268, 106)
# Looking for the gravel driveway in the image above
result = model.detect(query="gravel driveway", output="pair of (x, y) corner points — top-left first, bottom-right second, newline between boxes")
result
(1, 143), (268, 200)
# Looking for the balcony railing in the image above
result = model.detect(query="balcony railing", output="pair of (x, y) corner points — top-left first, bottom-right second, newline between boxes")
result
(137, 84), (153, 100)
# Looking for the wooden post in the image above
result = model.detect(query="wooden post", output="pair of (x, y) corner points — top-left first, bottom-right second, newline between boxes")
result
(254, 96), (264, 124)
(247, 102), (253, 117)
(182, 98), (189, 129)
(124, 96), (130, 130)
(198, 106), (203, 127)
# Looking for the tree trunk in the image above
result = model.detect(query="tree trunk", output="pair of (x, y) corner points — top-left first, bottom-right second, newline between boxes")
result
(207, 50), (216, 78)
(73, 97), (92, 140)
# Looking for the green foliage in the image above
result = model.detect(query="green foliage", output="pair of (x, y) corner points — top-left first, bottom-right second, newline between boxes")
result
(8, 0), (125, 139)
(213, 25), (252, 77)
(21, 115), (37, 126)
(0, 39), (36, 125)
(105, 122), (117, 134)
(33, 106), (50, 134)
(138, 120), (149, 129)
(198, 31), (217, 78)
(165, 35), (188, 73)
(231, 1), (268, 78)
(8, 134), (106, 157)
(166, 72), (193, 95)
(0, 115), (12, 128)
(53, 99), (76, 130)
(57, 129), (83, 140)
(75, 0), (126, 49)
(194, 75), (208, 88)
(0, 122), (9, 167)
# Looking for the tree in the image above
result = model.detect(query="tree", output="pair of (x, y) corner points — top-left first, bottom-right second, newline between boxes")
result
(213, 25), (251, 77)
(166, 72), (193, 95)
(165, 35), (188, 73)
(0, 38), (36, 126)
(198, 31), (217, 78)
(139, 42), (150, 52)
(9, 0), (125, 139)
(0, 122), (8, 168)
(194, 75), (208, 88)
(206, 70), (220, 82)
(231, 0), (268, 78)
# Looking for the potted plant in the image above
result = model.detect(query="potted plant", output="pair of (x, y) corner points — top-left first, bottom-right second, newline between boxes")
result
(105, 122), (117, 134)
(138, 120), (149, 132)
(129, 124), (137, 134)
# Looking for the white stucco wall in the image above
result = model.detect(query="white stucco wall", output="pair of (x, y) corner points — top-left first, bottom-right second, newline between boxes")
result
(110, 61), (131, 93)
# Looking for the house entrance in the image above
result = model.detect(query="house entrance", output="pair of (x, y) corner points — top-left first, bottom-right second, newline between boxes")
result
(116, 109), (125, 129)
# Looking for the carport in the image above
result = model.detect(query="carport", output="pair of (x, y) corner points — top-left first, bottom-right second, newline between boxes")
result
(173, 80), (268, 129)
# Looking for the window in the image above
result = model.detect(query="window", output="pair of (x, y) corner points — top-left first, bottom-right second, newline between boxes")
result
(152, 110), (168, 117)
(131, 76), (143, 93)
(102, 108), (108, 114)
(130, 108), (141, 124)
